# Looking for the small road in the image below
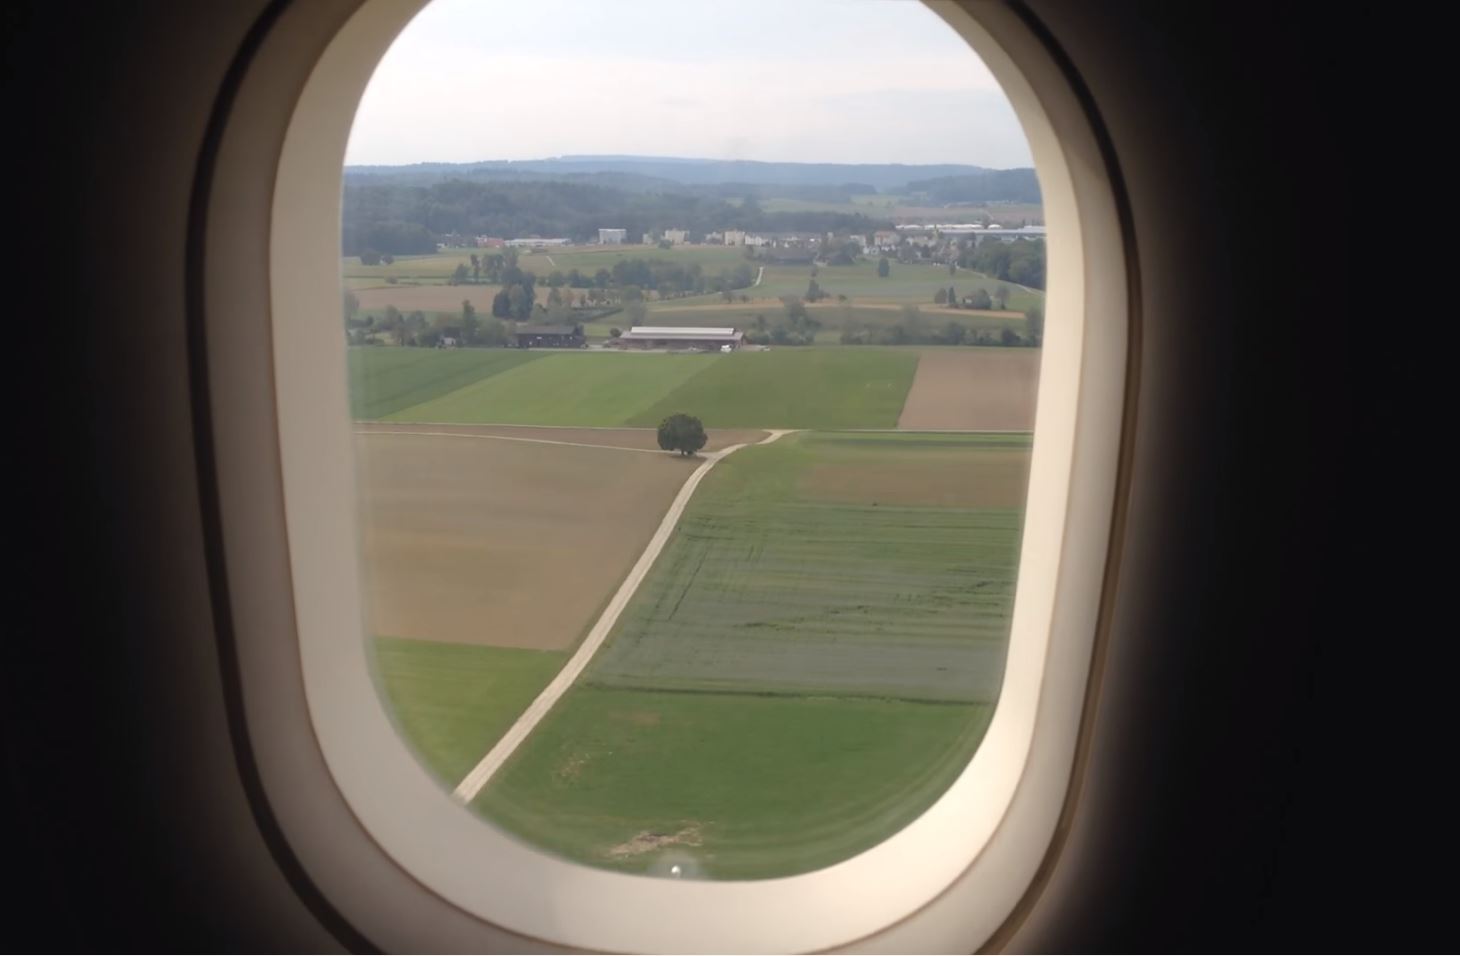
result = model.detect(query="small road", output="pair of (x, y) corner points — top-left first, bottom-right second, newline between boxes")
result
(452, 428), (796, 803)
(754, 265), (764, 286)
(545, 255), (557, 267)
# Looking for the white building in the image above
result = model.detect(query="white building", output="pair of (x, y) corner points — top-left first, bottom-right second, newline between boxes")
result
(599, 228), (627, 245)
(723, 229), (745, 246)
(662, 229), (687, 245)
(615, 326), (744, 351)
(504, 237), (571, 247)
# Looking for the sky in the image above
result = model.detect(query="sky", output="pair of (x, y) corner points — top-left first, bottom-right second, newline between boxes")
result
(344, 0), (1033, 169)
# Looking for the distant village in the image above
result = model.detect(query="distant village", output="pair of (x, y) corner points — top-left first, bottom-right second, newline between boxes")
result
(444, 223), (1047, 263)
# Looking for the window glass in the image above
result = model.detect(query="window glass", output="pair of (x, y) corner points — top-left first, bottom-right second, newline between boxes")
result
(342, 0), (1045, 880)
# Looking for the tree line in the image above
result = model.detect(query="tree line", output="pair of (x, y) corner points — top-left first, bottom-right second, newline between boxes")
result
(957, 237), (1046, 289)
(839, 304), (1044, 348)
(733, 298), (1044, 348)
(438, 249), (758, 318)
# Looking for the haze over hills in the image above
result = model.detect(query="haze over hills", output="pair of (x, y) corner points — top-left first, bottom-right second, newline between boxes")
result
(344, 154), (1036, 198)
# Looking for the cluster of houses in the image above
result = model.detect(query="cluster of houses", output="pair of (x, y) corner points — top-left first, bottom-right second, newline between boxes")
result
(451, 223), (1046, 254)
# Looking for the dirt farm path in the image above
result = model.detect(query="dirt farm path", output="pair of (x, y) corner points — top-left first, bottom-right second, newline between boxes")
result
(452, 429), (797, 803)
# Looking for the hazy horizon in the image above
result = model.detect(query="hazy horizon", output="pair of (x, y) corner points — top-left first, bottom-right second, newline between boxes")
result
(345, 0), (1033, 169)
(344, 152), (1030, 171)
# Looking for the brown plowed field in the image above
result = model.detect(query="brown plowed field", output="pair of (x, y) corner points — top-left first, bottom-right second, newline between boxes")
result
(353, 422), (765, 453)
(897, 349), (1041, 430)
(355, 432), (708, 650)
(801, 447), (1030, 509)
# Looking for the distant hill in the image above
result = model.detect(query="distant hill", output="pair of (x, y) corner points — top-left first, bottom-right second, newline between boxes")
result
(344, 155), (1031, 195)
(340, 178), (897, 255)
(904, 169), (1042, 204)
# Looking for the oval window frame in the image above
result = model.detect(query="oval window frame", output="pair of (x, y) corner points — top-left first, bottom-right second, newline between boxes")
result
(194, 0), (1134, 950)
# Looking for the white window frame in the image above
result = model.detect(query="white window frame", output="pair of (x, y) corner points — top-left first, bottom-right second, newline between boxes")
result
(197, 0), (1131, 950)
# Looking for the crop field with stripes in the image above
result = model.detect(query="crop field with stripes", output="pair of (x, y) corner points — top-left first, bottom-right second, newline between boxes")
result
(472, 431), (1027, 877)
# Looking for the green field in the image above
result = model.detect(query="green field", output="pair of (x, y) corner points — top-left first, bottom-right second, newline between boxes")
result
(521, 244), (753, 275)
(638, 304), (1030, 336)
(473, 688), (992, 879)
(729, 259), (1043, 310)
(590, 431), (1024, 700)
(473, 431), (1023, 877)
(371, 638), (568, 785)
(363, 348), (919, 429)
(386, 352), (716, 426)
(346, 347), (544, 419)
(343, 252), (477, 283)
(626, 350), (917, 429)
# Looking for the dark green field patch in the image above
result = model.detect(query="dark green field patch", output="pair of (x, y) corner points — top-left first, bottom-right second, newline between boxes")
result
(347, 347), (544, 420)
(585, 432), (1022, 701)
(386, 352), (717, 425)
(626, 349), (918, 429)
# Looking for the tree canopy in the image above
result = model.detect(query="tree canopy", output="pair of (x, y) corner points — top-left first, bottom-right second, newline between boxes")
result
(657, 413), (708, 457)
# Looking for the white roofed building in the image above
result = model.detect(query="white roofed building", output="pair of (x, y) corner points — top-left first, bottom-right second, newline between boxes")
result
(614, 326), (744, 351)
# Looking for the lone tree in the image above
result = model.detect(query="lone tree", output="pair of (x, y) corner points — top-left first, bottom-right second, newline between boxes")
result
(657, 413), (707, 457)
(878, 256), (890, 278)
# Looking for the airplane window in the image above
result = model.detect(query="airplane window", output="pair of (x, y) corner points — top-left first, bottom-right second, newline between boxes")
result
(345, 0), (1045, 883)
(205, 0), (1132, 948)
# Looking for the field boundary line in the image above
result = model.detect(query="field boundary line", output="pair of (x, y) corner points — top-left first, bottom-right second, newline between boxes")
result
(355, 428), (664, 455)
(452, 429), (796, 803)
(357, 421), (659, 432)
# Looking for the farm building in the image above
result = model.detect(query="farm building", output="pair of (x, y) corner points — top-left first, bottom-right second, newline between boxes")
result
(615, 326), (744, 351)
(598, 228), (627, 244)
(661, 229), (687, 245)
(505, 237), (571, 247)
(513, 324), (585, 349)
